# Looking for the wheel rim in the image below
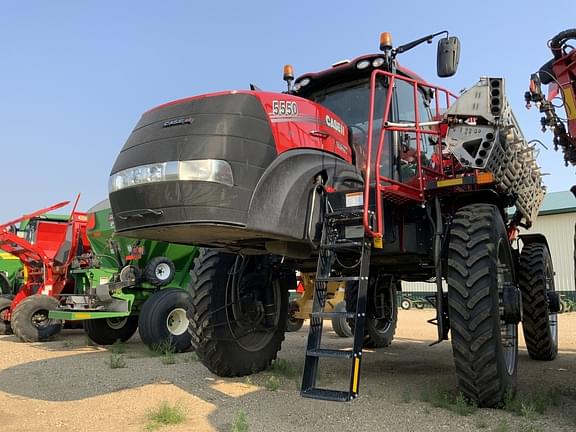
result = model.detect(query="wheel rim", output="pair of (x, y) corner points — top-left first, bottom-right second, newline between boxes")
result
(225, 259), (280, 352)
(31, 309), (51, 329)
(166, 307), (189, 336)
(497, 240), (518, 375)
(401, 300), (410, 309)
(106, 317), (128, 330)
(155, 263), (172, 281)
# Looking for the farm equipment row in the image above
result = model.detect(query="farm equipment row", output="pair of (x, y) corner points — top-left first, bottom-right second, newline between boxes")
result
(1, 28), (569, 410)
(0, 199), (198, 352)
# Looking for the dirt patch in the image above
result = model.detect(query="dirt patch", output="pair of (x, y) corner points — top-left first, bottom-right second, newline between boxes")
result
(1, 311), (575, 431)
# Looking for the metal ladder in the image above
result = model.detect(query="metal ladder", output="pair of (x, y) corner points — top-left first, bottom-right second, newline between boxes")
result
(300, 207), (371, 402)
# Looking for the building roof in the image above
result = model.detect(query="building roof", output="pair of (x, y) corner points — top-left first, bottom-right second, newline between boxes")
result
(539, 191), (576, 215)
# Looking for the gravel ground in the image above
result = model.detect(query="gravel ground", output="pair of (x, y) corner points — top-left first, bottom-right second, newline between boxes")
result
(0, 310), (575, 432)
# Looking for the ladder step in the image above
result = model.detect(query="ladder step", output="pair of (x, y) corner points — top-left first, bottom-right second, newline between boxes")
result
(325, 209), (364, 218)
(323, 241), (364, 250)
(316, 276), (361, 282)
(307, 348), (354, 359)
(301, 388), (351, 402)
(310, 311), (355, 319)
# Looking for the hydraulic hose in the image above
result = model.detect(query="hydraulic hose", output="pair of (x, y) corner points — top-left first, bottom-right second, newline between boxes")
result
(550, 28), (576, 59)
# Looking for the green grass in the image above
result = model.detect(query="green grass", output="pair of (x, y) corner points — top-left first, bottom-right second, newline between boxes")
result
(151, 339), (177, 365)
(503, 388), (559, 417)
(110, 340), (126, 354)
(146, 401), (186, 431)
(181, 352), (198, 363)
(420, 388), (477, 416)
(401, 390), (411, 403)
(264, 375), (281, 391)
(519, 422), (543, 432)
(230, 409), (249, 432)
(269, 358), (299, 379)
(474, 417), (488, 429)
(108, 353), (127, 369)
(495, 419), (511, 432)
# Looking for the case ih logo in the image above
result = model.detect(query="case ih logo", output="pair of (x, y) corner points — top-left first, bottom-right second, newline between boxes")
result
(163, 117), (193, 128)
(325, 115), (344, 135)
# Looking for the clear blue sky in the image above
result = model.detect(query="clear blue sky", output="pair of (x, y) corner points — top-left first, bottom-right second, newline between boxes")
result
(1, 1), (575, 220)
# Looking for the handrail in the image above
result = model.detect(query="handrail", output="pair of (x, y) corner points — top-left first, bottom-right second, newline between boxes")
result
(362, 69), (457, 240)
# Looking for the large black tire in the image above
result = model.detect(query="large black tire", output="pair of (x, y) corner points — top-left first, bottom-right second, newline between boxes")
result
(346, 276), (398, 348)
(0, 296), (12, 335)
(447, 203), (518, 407)
(11, 295), (63, 342)
(84, 316), (138, 345)
(286, 301), (304, 332)
(187, 249), (290, 377)
(519, 243), (558, 360)
(0, 274), (10, 295)
(331, 301), (353, 337)
(144, 257), (176, 287)
(139, 288), (192, 353)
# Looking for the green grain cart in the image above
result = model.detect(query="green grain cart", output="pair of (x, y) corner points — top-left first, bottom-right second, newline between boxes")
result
(49, 200), (199, 352)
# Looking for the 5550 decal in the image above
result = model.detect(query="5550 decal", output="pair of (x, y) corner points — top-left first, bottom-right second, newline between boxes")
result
(271, 100), (298, 117)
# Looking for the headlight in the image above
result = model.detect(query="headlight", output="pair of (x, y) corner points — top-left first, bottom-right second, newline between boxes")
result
(356, 60), (371, 70)
(372, 57), (385, 68)
(299, 77), (311, 87)
(109, 159), (234, 193)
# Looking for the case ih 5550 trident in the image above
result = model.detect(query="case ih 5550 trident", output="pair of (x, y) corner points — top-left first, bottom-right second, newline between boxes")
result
(109, 32), (556, 407)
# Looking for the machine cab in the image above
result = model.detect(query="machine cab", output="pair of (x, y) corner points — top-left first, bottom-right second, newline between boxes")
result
(293, 55), (454, 198)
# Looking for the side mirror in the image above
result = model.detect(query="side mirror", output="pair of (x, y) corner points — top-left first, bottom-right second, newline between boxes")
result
(437, 36), (460, 77)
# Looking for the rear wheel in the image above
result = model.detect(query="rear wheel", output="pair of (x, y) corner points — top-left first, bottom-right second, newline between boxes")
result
(139, 288), (192, 353)
(84, 316), (138, 345)
(0, 296), (12, 335)
(11, 295), (63, 342)
(331, 301), (353, 337)
(187, 249), (290, 377)
(286, 301), (304, 332)
(346, 275), (398, 348)
(447, 203), (518, 407)
(519, 242), (558, 360)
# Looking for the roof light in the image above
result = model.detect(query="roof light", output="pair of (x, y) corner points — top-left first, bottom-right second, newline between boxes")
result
(283, 64), (294, 82)
(356, 60), (371, 70)
(372, 57), (385, 68)
(380, 32), (393, 51)
(300, 77), (311, 87)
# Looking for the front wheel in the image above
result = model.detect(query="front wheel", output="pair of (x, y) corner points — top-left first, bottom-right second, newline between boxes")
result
(84, 316), (139, 345)
(187, 249), (290, 377)
(139, 288), (192, 353)
(519, 242), (558, 360)
(447, 203), (518, 407)
(11, 295), (63, 342)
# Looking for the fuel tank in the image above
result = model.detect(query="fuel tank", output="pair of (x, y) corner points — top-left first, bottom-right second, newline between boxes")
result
(108, 90), (360, 253)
